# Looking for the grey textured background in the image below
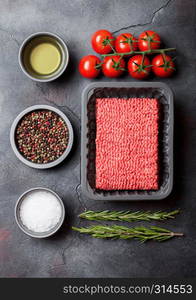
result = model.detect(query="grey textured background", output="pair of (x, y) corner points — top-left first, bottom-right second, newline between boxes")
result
(0, 0), (195, 278)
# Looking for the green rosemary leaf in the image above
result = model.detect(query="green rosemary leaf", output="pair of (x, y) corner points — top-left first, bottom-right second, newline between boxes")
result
(72, 225), (183, 242)
(150, 226), (171, 233)
(79, 209), (180, 222)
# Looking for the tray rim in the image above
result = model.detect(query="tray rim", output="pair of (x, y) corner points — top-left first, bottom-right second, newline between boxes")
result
(81, 81), (174, 201)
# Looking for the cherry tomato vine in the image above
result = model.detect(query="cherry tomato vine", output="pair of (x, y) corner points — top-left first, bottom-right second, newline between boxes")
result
(79, 29), (176, 79)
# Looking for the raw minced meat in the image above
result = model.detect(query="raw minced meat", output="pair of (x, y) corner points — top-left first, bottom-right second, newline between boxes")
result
(95, 98), (159, 190)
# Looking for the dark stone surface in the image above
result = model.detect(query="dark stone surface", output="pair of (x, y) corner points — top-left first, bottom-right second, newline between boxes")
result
(0, 0), (195, 278)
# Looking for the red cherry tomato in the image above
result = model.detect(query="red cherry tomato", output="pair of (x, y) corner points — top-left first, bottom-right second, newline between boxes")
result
(115, 33), (138, 54)
(79, 55), (101, 78)
(102, 55), (125, 78)
(138, 30), (161, 51)
(152, 54), (175, 77)
(91, 29), (115, 54)
(128, 55), (151, 79)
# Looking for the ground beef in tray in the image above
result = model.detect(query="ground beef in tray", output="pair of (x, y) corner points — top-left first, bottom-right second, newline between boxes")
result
(95, 98), (159, 190)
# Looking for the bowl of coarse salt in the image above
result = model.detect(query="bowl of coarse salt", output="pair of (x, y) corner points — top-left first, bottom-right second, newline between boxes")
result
(15, 187), (65, 238)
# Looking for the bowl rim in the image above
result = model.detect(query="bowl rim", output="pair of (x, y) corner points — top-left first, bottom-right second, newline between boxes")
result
(18, 31), (69, 82)
(15, 187), (65, 238)
(10, 104), (74, 169)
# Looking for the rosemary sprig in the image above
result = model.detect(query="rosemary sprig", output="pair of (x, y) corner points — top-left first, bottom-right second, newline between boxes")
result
(72, 225), (183, 242)
(79, 209), (180, 222)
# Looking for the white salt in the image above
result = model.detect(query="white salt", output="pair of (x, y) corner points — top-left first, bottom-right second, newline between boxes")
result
(20, 190), (62, 232)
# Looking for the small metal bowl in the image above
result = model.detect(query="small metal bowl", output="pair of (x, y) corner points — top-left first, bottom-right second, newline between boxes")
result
(10, 104), (74, 169)
(19, 32), (69, 82)
(15, 187), (65, 238)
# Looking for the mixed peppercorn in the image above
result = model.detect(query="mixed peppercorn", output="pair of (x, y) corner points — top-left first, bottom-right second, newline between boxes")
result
(16, 110), (69, 164)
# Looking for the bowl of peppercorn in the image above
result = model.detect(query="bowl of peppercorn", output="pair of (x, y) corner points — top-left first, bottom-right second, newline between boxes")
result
(10, 105), (74, 169)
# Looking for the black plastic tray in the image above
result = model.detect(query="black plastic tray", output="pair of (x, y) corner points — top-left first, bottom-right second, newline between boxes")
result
(81, 82), (173, 201)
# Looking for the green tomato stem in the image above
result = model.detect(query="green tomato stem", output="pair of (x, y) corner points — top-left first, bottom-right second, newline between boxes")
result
(101, 47), (176, 58)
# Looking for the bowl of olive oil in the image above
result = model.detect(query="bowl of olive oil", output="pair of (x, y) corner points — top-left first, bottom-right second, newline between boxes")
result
(19, 32), (69, 82)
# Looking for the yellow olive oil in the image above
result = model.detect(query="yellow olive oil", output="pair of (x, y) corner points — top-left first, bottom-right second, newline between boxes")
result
(29, 42), (61, 75)
(22, 34), (65, 80)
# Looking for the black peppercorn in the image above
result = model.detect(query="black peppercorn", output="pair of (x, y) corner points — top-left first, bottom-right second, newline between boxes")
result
(16, 110), (69, 164)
